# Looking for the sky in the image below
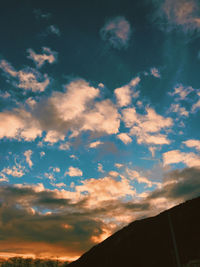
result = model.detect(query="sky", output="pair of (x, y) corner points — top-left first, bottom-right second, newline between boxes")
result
(0, 0), (200, 261)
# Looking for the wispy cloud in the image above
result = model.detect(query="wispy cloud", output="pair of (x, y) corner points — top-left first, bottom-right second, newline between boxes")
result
(24, 150), (33, 168)
(152, 0), (200, 34)
(100, 16), (132, 49)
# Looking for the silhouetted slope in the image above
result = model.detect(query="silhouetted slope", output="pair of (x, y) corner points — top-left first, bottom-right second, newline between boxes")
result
(68, 197), (200, 267)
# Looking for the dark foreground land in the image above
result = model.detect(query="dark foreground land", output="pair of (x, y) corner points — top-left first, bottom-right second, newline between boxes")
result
(0, 258), (69, 266)
(68, 196), (200, 267)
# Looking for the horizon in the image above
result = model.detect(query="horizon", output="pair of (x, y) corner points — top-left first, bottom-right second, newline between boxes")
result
(0, 0), (200, 261)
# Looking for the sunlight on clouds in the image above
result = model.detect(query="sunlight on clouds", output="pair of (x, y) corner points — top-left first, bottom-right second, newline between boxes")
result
(117, 133), (132, 144)
(163, 150), (200, 167)
(27, 47), (57, 68)
(152, 0), (200, 33)
(183, 139), (200, 150)
(114, 77), (140, 107)
(0, 59), (50, 92)
(65, 166), (83, 177)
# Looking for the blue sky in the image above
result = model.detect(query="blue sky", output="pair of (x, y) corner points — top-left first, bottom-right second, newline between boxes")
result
(0, 0), (200, 261)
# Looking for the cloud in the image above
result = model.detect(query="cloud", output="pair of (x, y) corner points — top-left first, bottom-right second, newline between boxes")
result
(117, 133), (132, 144)
(183, 139), (200, 150)
(0, 109), (42, 141)
(98, 163), (104, 173)
(169, 103), (189, 117)
(47, 25), (60, 36)
(40, 151), (45, 157)
(65, 166), (83, 177)
(0, 59), (50, 92)
(76, 175), (136, 205)
(0, 79), (121, 142)
(114, 77), (140, 107)
(27, 47), (57, 68)
(115, 163), (124, 168)
(1, 165), (25, 178)
(163, 149), (200, 167)
(89, 140), (104, 148)
(169, 84), (194, 100)
(59, 142), (70, 150)
(126, 168), (159, 188)
(152, 0), (200, 34)
(100, 16), (132, 49)
(192, 92), (200, 112)
(150, 67), (161, 78)
(0, 164), (199, 259)
(24, 150), (33, 168)
(122, 107), (173, 145)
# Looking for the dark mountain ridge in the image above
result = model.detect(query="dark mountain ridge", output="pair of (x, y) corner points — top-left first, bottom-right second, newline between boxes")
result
(69, 197), (200, 267)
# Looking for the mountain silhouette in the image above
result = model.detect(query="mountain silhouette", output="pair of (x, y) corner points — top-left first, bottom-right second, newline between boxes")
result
(68, 197), (200, 267)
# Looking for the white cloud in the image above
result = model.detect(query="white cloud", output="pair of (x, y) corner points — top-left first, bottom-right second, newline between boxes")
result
(59, 142), (70, 150)
(44, 131), (65, 144)
(76, 175), (135, 205)
(150, 67), (161, 78)
(53, 167), (60, 173)
(98, 163), (104, 173)
(100, 16), (131, 49)
(1, 165), (25, 178)
(163, 150), (200, 167)
(0, 110), (42, 141)
(0, 59), (50, 92)
(169, 84), (194, 100)
(169, 103), (189, 117)
(117, 133), (132, 144)
(183, 139), (200, 150)
(40, 151), (45, 157)
(0, 79), (120, 142)
(192, 99), (200, 112)
(114, 77), (140, 107)
(122, 107), (173, 145)
(27, 47), (57, 68)
(126, 168), (158, 188)
(115, 163), (124, 168)
(65, 166), (83, 177)
(89, 140), (104, 148)
(81, 99), (120, 135)
(24, 150), (33, 168)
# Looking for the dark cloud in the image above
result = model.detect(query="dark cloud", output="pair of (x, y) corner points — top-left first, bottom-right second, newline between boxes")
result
(0, 167), (199, 258)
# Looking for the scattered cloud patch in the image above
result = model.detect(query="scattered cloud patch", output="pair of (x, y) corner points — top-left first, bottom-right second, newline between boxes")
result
(48, 25), (61, 36)
(24, 150), (33, 168)
(89, 140), (104, 148)
(100, 16), (131, 49)
(65, 166), (83, 177)
(0, 59), (50, 92)
(150, 67), (161, 78)
(27, 47), (57, 68)
(169, 103), (189, 117)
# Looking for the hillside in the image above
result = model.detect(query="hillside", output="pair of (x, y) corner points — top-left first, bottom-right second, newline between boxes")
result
(68, 197), (200, 267)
